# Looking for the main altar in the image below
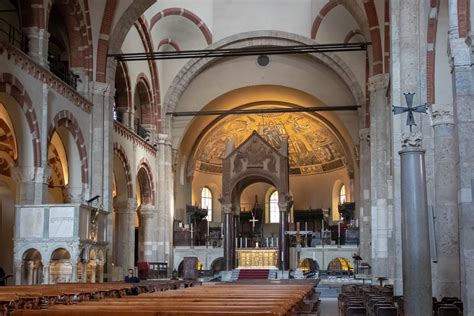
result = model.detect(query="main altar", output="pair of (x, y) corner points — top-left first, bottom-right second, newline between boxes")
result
(237, 248), (278, 269)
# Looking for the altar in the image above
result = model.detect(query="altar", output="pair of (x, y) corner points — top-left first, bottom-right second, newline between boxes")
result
(237, 248), (278, 269)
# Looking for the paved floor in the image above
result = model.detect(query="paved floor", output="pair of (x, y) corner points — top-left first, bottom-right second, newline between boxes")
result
(320, 297), (339, 316)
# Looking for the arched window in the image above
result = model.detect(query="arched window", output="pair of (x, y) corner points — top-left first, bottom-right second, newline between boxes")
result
(339, 184), (347, 205)
(269, 191), (279, 223)
(201, 187), (212, 221)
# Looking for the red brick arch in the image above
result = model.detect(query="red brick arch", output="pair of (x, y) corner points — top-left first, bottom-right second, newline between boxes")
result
(48, 110), (88, 185)
(113, 143), (133, 199)
(96, 0), (118, 83)
(427, 0), (441, 105)
(150, 8), (213, 45)
(137, 158), (155, 205)
(157, 38), (181, 51)
(0, 73), (41, 167)
(134, 17), (161, 130)
(46, 0), (93, 78)
(458, 0), (470, 37)
(363, 0), (383, 75)
(311, 1), (338, 39)
(135, 73), (154, 126)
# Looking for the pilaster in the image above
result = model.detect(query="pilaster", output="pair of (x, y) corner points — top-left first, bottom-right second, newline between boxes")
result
(368, 73), (392, 280)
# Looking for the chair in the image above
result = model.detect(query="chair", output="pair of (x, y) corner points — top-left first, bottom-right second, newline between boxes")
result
(346, 307), (367, 316)
(376, 307), (397, 316)
(437, 306), (460, 316)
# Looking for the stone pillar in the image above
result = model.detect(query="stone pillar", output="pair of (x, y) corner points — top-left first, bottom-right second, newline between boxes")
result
(13, 166), (50, 204)
(114, 199), (136, 270)
(447, 4), (474, 311)
(22, 27), (49, 67)
(156, 133), (173, 266)
(368, 73), (391, 279)
(98, 264), (104, 283)
(430, 104), (461, 298)
(71, 260), (78, 282)
(14, 259), (21, 285)
(138, 204), (156, 262)
(399, 132), (432, 315)
(222, 203), (234, 270)
(90, 262), (96, 283)
(358, 128), (371, 263)
(278, 196), (291, 271)
(82, 262), (87, 283)
(42, 264), (49, 285)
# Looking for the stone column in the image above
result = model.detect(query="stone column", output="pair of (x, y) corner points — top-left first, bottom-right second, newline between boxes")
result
(22, 27), (49, 67)
(82, 262), (87, 283)
(156, 133), (173, 266)
(14, 259), (22, 285)
(399, 132), (432, 315)
(12, 166), (50, 204)
(42, 264), (49, 285)
(138, 204), (156, 262)
(278, 196), (291, 270)
(447, 4), (474, 311)
(71, 259), (78, 282)
(430, 104), (461, 298)
(368, 73), (391, 279)
(358, 128), (371, 263)
(114, 199), (136, 270)
(222, 203), (234, 270)
(98, 264), (104, 283)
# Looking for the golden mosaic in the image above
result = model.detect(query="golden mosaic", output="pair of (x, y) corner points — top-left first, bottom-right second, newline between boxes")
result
(194, 112), (346, 175)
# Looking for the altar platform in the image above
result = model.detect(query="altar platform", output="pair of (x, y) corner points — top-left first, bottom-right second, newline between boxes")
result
(236, 248), (278, 269)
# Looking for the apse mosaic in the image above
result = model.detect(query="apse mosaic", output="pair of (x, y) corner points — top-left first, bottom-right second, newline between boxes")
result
(194, 112), (346, 175)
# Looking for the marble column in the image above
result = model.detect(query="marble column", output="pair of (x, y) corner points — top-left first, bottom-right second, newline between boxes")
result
(14, 260), (21, 285)
(430, 104), (461, 298)
(278, 196), (291, 271)
(98, 264), (104, 283)
(138, 204), (156, 262)
(82, 262), (87, 283)
(222, 203), (234, 270)
(42, 264), (49, 285)
(400, 132), (432, 315)
(114, 199), (136, 270)
(368, 73), (391, 279)
(22, 27), (49, 67)
(358, 128), (371, 263)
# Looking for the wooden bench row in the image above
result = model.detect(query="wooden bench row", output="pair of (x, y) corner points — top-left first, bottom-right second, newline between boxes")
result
(7, 280), (318, 315)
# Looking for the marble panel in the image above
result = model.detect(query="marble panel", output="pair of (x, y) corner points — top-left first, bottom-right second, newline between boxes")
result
(49, 207), (75, 238)
(19, 208), (44, 238)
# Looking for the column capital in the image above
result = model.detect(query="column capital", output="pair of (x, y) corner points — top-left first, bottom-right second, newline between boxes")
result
(157, 133), (172, 146)
(221, 203), (233, 214)
(114, 199), (136, 213)
(359, 128), (370, 144)
(400, 132), (424, 152)
(89, 81), (114, 97)
(278, 195), (293, 212)
(430, 104), (454, 126)
(368, 73), (390, 93)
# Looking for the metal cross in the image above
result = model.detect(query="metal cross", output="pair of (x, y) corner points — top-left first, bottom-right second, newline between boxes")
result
(250, 215), (259, 231)
(392, 93), (428, 132)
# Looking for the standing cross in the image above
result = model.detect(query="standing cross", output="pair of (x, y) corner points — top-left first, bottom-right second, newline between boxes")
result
(392, 93), (428, 132)
(250, 215), (259, 231)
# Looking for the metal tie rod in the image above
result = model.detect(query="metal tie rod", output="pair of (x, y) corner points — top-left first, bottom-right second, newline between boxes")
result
(109, 42), (371, 61)
(166, 105), (361, 117)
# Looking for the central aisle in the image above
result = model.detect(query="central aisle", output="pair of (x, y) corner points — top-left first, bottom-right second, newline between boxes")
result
(319, 297), (339, 315)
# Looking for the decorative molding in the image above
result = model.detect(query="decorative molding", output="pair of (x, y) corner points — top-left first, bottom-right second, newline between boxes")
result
(401, 132), (423, 150)
(113, 121), (157, 156)
(368, 73), (390, 93)
(430, 103), (454, 126)
(0, 40), (92, 113)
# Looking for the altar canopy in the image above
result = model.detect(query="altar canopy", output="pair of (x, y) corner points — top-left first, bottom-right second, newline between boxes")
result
(221, 131), (291, 270)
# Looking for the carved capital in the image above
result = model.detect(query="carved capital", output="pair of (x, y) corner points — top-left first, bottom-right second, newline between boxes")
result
(114, 199), (136, 213)
(157, 133), (172, 146)
(64, 185), (84, 203)
(368, 74), (390, 93)
(89, 81), (113, 97)
(430, 103), (454, 126)
(401, 132), (423, 150)
(221, 203), (233, 214)
(358, 128), (370, 146)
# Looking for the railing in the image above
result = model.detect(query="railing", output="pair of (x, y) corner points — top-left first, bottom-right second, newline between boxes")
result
(0, 17), (28, 52)
(48, 56), (80, 90)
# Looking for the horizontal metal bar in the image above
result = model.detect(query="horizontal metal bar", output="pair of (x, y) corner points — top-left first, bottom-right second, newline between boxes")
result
(109, 42), (371, 61)
(167, 105), (361, 117)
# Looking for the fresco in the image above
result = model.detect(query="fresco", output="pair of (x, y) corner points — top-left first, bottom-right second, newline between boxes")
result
(194, 112), (346, 175)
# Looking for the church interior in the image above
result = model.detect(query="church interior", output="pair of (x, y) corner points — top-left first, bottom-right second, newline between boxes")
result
(0, 0), (472, 315)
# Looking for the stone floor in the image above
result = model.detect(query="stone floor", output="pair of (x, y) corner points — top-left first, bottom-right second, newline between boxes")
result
(319, 297), (338, 316)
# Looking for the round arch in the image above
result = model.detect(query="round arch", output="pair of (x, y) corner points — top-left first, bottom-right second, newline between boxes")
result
(161, 30), (365, 130)
(113, 143), (133, 201)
